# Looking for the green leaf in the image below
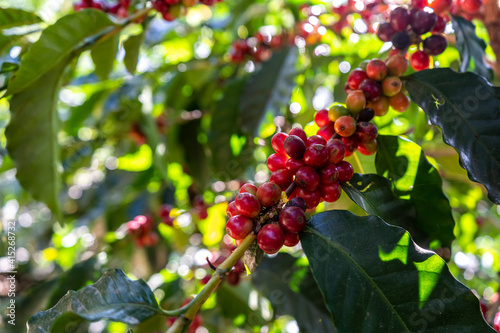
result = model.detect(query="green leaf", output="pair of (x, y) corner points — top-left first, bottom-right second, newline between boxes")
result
(243, 240), (264, 273)
(5, 60), (69, 218)
(27, 269), (163, 332)
(405, 68), (500, 204)
(123, 32), (145, 74)
(375, 135), (455, 249)
(216, 282), (266, 325)
(301, 210), (494, 332)
(0, 8), (42, 29)
(252, 253), (336, 333)
(239, 46), (298, 136)
(7, 9), (115, 95)
(341, 173), (431, 248)
(91, 33), (120, 80)
(450, 15), (492, 80)
(0, 34), (21, 55)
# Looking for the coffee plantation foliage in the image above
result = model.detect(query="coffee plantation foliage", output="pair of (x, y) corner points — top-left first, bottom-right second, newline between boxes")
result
(0, 0), (500, 332)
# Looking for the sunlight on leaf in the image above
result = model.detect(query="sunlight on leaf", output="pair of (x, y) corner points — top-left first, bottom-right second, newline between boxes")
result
(379, 232), (410, 265)
(117, 145), (152, 172)
(198, 202), (227, 246)
(414, 255), (445, 308)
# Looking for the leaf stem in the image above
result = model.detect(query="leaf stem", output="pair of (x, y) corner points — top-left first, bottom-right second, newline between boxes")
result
(353, 151), (365, 175)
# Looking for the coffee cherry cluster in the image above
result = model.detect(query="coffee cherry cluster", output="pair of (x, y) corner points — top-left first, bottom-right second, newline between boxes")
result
(331, 0), (389, 34)
(377, 5), (448, 71)
(127, 215), (159, 247)
(74, 0), (130, 17)
(417, 0), (483, 21)
(229, 32), (289, 64)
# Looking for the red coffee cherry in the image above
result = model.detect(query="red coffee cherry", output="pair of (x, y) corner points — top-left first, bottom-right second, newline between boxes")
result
(287, 197), (308, 211)
(288, 127), (307, 143)
(319, 182), (342, 203)
(240, 183), (258, 195)
(326, 139), (346, 164)
(256, 182), (282, 207)
(390, 7), (411, 32)
(279, 206), (307, 233)
(377, 22), (397, 42)
(382, 76), (402, 97)
(297, 188), (321, 209)
(337, 161), (354, 183)
(296, 166), (321, 192)
(317, 122), (336, 141)
(427, 0), (452, 15)
(267, 153), (287, 172)
(356, 122), (378, 142)
(314, 109), (330, 127)
(410, 50), (430, 71)
(368, 95), (390, 117)
(226, 215), (253, 240)
(422, 35), (447, 56)
(341, 136), (359, 157)
(226, 201), (240, 217)
(346, 90), (366, 115)
(386, 54), (408, 77)
(234, 192), (261, 218)
(347, 69), (369, 90)
(459, 0), (482, 14)
(306, 135), (327, 147)
(389, 92), (411, 112)
(271, 132), (288, 156)
(285, 158), (305, 174)
(359, 79), (383, 102)
(366, 59), (388, 81)
(284, 135), (307, 159)
(357, 140), (378, 155)
(227, 270), (241, 285)
(319, 164), (339, 185)
(304, 144), (329, 168)
(270, 169), (294, 190)
(284, 232), (300, 247)
(257, 223), (285, 254)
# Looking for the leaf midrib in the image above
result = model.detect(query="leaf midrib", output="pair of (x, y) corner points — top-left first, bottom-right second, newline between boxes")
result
(304, 224), (411, 332)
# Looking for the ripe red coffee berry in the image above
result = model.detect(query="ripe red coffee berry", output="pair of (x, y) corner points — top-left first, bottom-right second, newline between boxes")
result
(240, 183), (258, 195)
(368, 95), (390, 117)
(431, 15), (447, 33)
(326, 139), (346, 164)
(337, 161), (354, 183)
(341, 136), (359, 157)
(334, 116), (357, 137)
(226, 215), (253, 240)
(285, 158), (305, 174)
(377, 22), (396, 42)
(319, 182), (342, 202)
(270, 169), (294, 190)
(267, 153), (287, 172)
(317, 122), (336, 141)
(271, 132), (288, 156)
(279, 206), (307, 233)
(227, 270), (241, 286)
(359, 79), (383, 102)
(284, 232), (300, 247)
(257, 223), (285, 254)
(427, 0), (452, 15)
(288, 128), (307, 143)
(287, 197), (307, 211)
(411, 9), (438, 34)
(296, 166), (320, 191)
(422, 35), (447, 56)
(234, 192), (261, 218)
(319, 164), (339, 185)
(306, 135), (326, 147)
(410, 50), (430, 71)
(459, 0), (482, 14)
(297, 189), (321, 209)
(358, 140), (378, 155)
(390, 7), (411, 32)
(382, 76), (402, 97)
(284, 135), (307, 159)
(356, 122), (378, 142)
(389, 92), (411, 112)
(366, 59), (388, 81)
(226, 201), (240, 217)
(386, 54), (408, 77)
(304, 144), (329, 168)
(256, 182), (282, 207)
(314, 109), (330, 127)
(347, 69), (369, 90)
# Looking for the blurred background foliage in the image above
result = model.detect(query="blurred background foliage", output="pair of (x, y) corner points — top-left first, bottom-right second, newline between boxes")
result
(0, 0), (499, 332)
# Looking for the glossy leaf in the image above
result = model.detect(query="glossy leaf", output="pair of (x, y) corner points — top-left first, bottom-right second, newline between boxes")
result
(91, 33), (120, 80)
(342, 173), (430, 248)
(239, 46), (298, 136)
(7, 9), (115, 95)
(0, 8), (42, 29)
(301, 210), (494, 332)
(123, 32), (145, 74)
(252, 253), (336, 332)
(375, 135), (455, 249)
(5, 60), (68, 217)
(451, 14), (492, 80)
(27, 269), (163, 332)
(405, 69), (500, 204)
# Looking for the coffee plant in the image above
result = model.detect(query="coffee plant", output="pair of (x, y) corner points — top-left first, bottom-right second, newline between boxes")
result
(1, 0), (500, 332)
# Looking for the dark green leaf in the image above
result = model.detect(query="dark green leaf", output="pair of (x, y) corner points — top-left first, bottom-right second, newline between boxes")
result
(239, 46), (298, 136)
(341, 173), (431, 248)
(243, 240), (264, 273)
(450, 15), (492, 80)
(5, 60), (69, 217)
(252, 253), (336, 333)
(7, 9), (115, 95)
(375, 135), (455, 249)
(301, 210), (494, 332)
(91, 33), (119, 80)
(27, 269), (163, 332)
(405, 69), (500, 204)
(0, 8), (42, 29)
(123, 32), (145, 74)
(179, 118), (209, 188)
(216, 282), (266, 325)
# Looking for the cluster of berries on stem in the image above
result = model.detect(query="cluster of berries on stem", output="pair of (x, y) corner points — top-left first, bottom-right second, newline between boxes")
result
(74, 0), (131, 17)
(127, 215), (159, 246)
(229, 31), (291, 64)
